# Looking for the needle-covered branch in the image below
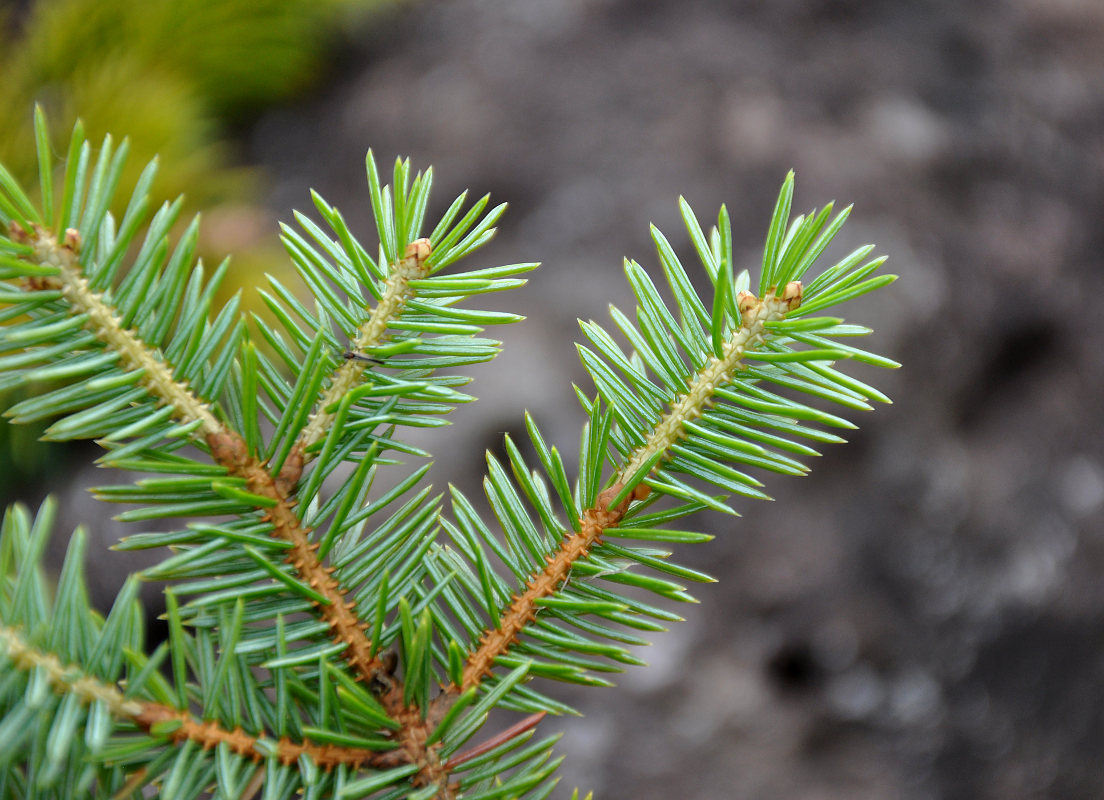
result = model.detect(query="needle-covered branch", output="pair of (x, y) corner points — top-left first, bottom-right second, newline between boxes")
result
(2, 622), (399, 771)
(387, 182), (895, 798)
(0, 113), (895, 799)
(5, 200), (395, 690)
(297, 237), (434, 460)
(452, 281), (806, 697)
(5, 222), (222, 438)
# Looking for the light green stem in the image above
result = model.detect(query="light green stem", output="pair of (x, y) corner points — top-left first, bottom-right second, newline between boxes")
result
(620, 281), (802, 481)
(0, 623), (145, 717)
(29, 226), (222, 437)
(297, 238), (432, 457)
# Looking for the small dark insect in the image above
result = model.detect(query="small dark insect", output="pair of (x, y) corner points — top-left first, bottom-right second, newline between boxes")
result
(343, 350), (383, 365)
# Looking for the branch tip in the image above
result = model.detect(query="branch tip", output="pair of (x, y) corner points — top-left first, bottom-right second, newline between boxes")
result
(406, 237), (433, 260)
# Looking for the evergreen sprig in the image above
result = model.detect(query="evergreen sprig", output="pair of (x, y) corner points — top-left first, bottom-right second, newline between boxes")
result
(0, 109), (896, 799)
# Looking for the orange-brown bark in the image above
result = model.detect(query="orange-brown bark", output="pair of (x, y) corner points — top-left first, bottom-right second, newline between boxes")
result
(206, 430), (391, 690)
(457, 482), (651, 692)
(134, 703), (393, 769)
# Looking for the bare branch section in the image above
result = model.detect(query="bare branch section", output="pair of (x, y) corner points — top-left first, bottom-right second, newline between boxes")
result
(445, 711), (547, 770)
(0, 623), (145, 719)
(134, 704), (396, 769)
(387, 698), (456, 797)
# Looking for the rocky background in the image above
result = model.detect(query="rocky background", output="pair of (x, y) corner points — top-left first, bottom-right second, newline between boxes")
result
(24, 0), (1104, 797)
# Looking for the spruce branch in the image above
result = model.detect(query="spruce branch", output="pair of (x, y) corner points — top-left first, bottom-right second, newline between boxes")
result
(0, 502), (414, 791)
(454, 281), (803, 692)
(411, 175), (896, 798)
(7, 222), (221, 437)
(451, 281), (804, 694)
(620, 281), (804, 481)
(0, 113), (896, 799)
(3, 114), (553, 798)
(0, 622), (146, 720)
(1, 623), (397, 771)
(297, 237), (433, 463)
(456, 480), (651, 694)
(255, 151), (532, 483)
(204, 429), (394, 688)
(5, 217), (395, 690)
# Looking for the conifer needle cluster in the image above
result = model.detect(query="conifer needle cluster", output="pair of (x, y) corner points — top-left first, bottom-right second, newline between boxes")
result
(0, 108), (897, 799)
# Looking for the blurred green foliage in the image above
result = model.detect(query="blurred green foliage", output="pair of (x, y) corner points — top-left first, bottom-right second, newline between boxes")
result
(1, 0), (398, 207)
(0, 0), (403, 504)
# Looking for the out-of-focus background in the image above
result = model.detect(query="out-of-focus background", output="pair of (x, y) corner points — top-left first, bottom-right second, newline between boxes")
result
(5, 0), (1104, 797)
